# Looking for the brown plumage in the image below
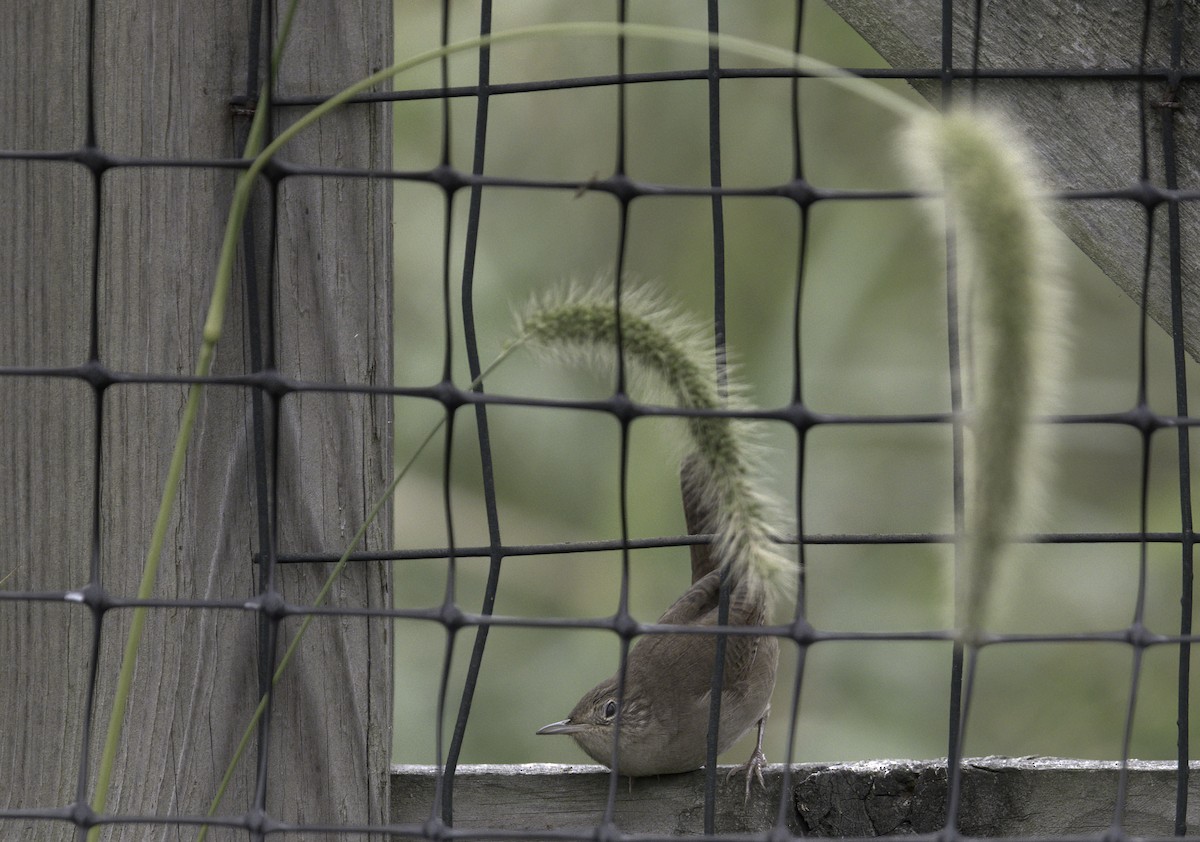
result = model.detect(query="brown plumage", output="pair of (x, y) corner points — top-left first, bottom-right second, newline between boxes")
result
(537, 454), (778, 789)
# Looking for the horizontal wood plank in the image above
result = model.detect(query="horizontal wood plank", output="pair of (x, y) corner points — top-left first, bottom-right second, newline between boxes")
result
(393, 759), (1200, 836)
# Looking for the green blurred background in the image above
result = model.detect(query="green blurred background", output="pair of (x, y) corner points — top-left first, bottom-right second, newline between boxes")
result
(388, 1), (1200, 769)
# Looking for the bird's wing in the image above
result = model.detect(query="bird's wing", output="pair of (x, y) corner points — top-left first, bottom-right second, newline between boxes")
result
(656, 568), (721, 626)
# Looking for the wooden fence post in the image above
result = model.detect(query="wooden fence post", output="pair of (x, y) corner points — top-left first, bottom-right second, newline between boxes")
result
(0, 2), (392, 838)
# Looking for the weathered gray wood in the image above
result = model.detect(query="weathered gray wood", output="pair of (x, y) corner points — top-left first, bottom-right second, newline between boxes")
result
(825, 0), (1200, 359)
(1, 2), (391, 840)
(0, 7), (95, 840)
(795, 757), (1200, 836)
(393, 759), (1200, 836)
(391, 764), (797, 836)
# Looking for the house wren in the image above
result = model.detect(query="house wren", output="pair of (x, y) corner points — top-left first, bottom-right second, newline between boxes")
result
(537, 454), (781, 791)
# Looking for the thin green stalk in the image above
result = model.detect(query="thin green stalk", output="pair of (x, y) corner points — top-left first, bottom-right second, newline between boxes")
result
(251, 21), (920, 182)
(194, 348), (519, 838)
(87, 4), (300, 837)
(167, 27), (925, 784)
(183, 21), (920, 832)
(83, 13), (1043, 836)
(195, 409), (443, 841)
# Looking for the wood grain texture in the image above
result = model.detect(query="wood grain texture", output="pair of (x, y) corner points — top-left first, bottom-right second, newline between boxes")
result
(1, 2), (392, 840)
(824, 0), (1200, 359)
(391, 764), (794, 835)
(392, 760), (1200, 836)
(794, 757), (1200, 836)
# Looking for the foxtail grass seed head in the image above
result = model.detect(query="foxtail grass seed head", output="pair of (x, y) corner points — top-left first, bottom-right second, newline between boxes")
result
(510, 282), (794, 609)
(903, 109), (1069, 640)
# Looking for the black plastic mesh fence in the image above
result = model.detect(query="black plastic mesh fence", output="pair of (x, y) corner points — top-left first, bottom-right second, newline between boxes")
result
(2, 0), (1198, 839)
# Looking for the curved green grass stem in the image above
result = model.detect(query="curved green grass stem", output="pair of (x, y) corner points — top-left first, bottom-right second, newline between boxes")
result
(87, 16), (970, 841)
(251, 21), (921, 178)
(86, 4), (300, 838)
(192, 344), (520, 841)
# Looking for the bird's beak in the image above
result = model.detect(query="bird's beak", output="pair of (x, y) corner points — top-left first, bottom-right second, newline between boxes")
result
(536, 718), (587, 735)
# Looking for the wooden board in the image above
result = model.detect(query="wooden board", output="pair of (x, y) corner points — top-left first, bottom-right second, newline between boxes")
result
(393, 759), (1200, 836)
(825, 0), (1200, 359)
(0, 2), (392, 839)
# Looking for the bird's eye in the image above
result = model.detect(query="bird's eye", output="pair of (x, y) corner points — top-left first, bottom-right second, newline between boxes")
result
(602, 699), (618, 720)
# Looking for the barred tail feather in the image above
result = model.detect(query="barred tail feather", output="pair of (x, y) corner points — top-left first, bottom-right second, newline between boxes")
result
(510, 283), (793, 609)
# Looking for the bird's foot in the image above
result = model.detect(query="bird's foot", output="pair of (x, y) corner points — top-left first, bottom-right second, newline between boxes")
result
(726, 745), (767, 802)
(726, 713), (770, 802)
